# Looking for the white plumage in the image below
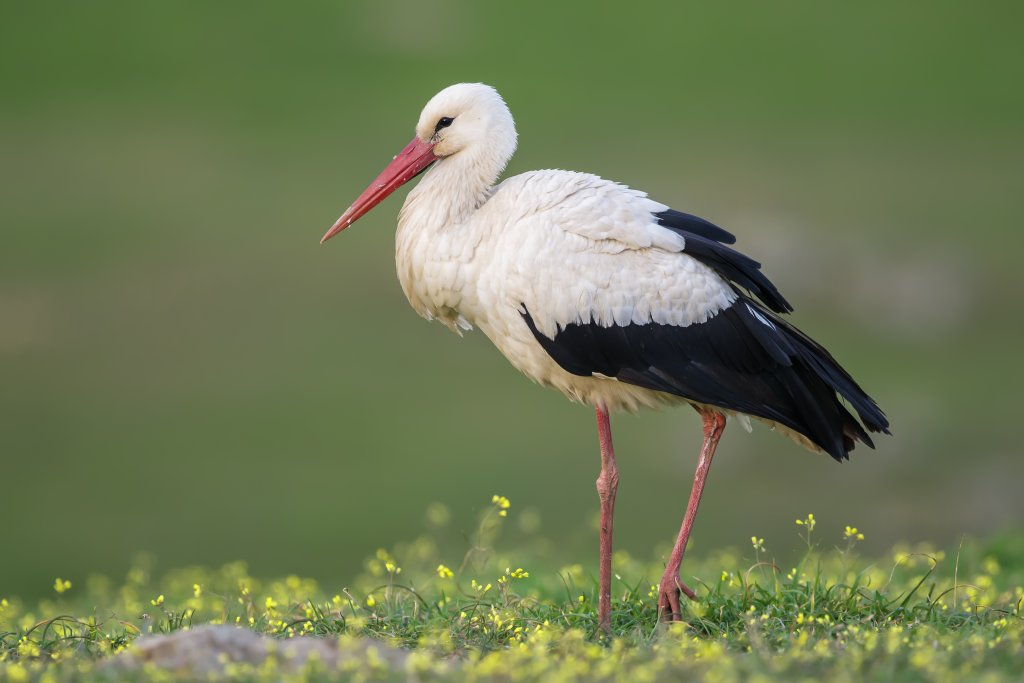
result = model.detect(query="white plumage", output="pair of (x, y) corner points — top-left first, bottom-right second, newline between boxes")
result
(321, 82), (888, 629)
(391, 85), (735, 411)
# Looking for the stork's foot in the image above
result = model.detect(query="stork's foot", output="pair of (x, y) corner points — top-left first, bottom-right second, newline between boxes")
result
(657, 572), (697, 622)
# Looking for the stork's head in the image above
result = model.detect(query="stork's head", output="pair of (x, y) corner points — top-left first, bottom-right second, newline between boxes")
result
(321, 83), (517, 244)
(415, 83), (517, 161)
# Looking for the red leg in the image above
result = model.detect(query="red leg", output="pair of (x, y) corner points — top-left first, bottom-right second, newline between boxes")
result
(658, 407), (727, 621)
(594, 404), (619, 634)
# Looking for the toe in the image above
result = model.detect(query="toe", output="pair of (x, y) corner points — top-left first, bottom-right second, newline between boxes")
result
(658, 583), (682, 621)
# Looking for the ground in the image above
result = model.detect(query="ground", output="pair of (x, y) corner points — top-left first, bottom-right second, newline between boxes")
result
(2, 500), (1022, 682)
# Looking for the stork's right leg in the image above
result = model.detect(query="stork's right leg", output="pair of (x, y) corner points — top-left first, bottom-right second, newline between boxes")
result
(594, 404), (619, 634)
(658, 408), (726, 621)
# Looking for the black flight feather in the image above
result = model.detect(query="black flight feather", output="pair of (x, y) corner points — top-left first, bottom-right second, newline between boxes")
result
(521, 298), (889, 462)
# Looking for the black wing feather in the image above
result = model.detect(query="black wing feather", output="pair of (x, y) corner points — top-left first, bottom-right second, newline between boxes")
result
(654, 209), (736, 244)
(653, 209), (793, 314)
(522, 299), (889, 462)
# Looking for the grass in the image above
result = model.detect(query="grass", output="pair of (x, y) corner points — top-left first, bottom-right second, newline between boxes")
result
(1, 499), (1022, 681)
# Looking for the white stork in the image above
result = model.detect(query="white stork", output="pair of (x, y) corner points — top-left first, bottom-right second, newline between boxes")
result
(320, 83), (890, 631)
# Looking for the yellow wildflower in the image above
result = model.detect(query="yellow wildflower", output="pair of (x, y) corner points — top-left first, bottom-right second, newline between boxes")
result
(17, 637), (41, 658)
(795, 513), (816, 531)
(53, 578), (72, 594)
(437, 564), (454, 579)
(426, 502), (451, 526)
(492, 494), (511, 517)
(6, 663), (28, 683)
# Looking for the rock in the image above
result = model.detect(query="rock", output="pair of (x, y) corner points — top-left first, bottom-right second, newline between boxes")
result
(105, 625), (408, 675)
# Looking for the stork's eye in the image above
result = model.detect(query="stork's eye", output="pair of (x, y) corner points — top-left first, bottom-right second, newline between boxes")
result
(434, 116), (454, 133)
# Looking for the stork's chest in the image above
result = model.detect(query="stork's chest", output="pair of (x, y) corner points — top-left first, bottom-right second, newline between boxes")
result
(394, 222), (487, 330)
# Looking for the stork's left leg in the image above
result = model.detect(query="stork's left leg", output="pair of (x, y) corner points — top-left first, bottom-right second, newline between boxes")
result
(594, 404), (619, 634)
(658, 407), (727, 621)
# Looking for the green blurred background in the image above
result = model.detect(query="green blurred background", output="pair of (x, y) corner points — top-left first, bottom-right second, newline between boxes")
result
(2, 2), (1021, 599)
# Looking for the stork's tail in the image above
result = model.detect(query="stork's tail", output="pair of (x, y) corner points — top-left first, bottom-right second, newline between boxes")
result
(749, 302), (891, 461)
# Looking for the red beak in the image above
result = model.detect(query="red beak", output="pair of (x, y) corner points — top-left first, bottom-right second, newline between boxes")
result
(320, 137), (438, 244)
